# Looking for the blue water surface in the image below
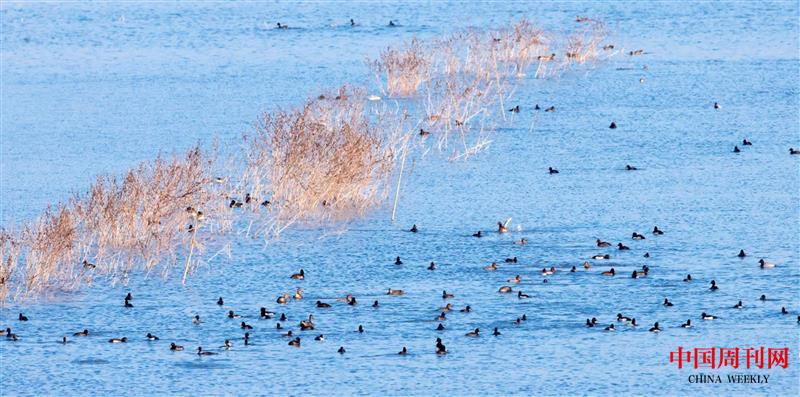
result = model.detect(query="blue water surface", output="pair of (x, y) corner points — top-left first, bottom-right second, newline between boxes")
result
(1, 1), (798, 396)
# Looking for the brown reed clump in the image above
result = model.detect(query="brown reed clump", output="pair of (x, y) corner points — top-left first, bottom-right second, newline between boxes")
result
(0, 229), (21, 300)
(371, 38), (432, 97)
(242, 86), (397, 237)
(2, 146), (227, 301)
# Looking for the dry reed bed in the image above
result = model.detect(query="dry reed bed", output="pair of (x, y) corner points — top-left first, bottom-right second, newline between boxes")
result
(2, 18), (613, 302)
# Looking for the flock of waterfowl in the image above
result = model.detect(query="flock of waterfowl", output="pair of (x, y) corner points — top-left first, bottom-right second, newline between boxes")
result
(2, 219), (796, 357)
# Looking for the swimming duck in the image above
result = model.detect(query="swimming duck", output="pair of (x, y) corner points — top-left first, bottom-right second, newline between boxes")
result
(315, 335), (325, 341)
(442, 290), (454, 299)
(197, 346), (217, 355)
(293, 288), (303, 300)
(604, 324), (616, 331)
(498, 286), (513, 293)
(260, 307), (274, 318)
(229, 199), (243, 208)
(781, 307), (788, 315)
(436, 312), (447, 321)
(419, 129), (430, 136)
(349, 18), (356, 26)
(629, 49), (644, 56)
(548, 167), (559, 174)
(701, 312), (718, 320)
(241, 321), (253, 330)
(713, 102), (720, 109)
(609, 121), (617, 129)
(742, 138), (752, 146)
(583, 261), (591, 269)
(460, 305), (472, 313)
(601, 268), (615, 276)
(193, 315), (202, 324)
(617, 313), (632, 323)
(395, 256), (403, 265)
(631, 270), (639, 279)
(681, 319), (692, 328)
(124, 299), (133, 308)
(514, 238), (527, 245)
(733, 146), (741, 153)
(508, 105), (520, 113)
(649, 322), (661, 333)
(244, 333), (250, 346)
(410, 224), (418, 233)
(505, 257), (518, 263)
(534, 104), (541, 110)
(288, 337), (301, 347)
(109, 337), (127, 343)
(632, 232), (646, 240)
(733, 300), (743, 309)
(428, 262), (436, 270)
(372, 300), (379, 308)
(146, 333), (159, 341)
(73, 329), (89, 337)
(18, 313), (28, 321)
(276, 323), (283, 329)
(759, 294), (766, 301)
(652, 226), (664, 235)
(663, 298), (674, 307)
(386, 288), (405, 296)
(596, 239), (612, 247)
(545, 106), (556, 112)
(221, 340), (233, 349)
(518, 291), (530, 299)
(617, 243), (630, 250)
(316, 300), (332, 308)
(472, 231), (482, 238)
(357, 325), (364, 333)
(227, 310), (241, 319)
(388, 20), (397, 27)
(635, 265), (649, 277)
(300, 320), (314, 331)
(436, 323), (446, 331)
(592, 254), (610, 260)
(513, 317), (522, 325)
(644, 252), (650, 258)
(276, 23), (288, 30)
(440, 303), (453, 312)
(537, 53), (556, 61)
(603, 44), (615, 50)
(170, 343), (184, 351)
(791, 148), (800, 155)
(497, 221), (509, 233)
(683, 274), (692, 282)
(280, 313), (288, 321)
(709, 280), (718, 291)
(508, 275), (521, 283)
(435, 338), (447, 354)
(348, 297), (358, 306)
(626, 165), (638, 170)
(465, 328), (480, 337)
(338, 346), (346, 354)
(541, 268), (553, 276)
(570, 266), (577, 272)
(399, 347), (408, 355)
(291, 269), (305, 280)
(82, 260), (96, 269)
(277, 293), (289, 304)
(283, 330), (293, 337)
(630, 318), (638, 327)
(758, 259), (776, 268)
(217, 297), (224, 306)
(586, 319), (594, 327)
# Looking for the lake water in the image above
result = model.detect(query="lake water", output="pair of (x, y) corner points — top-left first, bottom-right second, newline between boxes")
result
(1, 1), (799, 396)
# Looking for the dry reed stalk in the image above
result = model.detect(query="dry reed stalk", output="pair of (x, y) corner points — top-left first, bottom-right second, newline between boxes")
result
(242, 86), (397, 238)
(371, 38), (432, 97)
